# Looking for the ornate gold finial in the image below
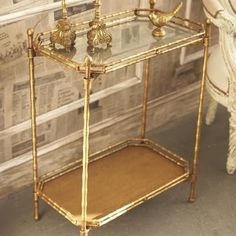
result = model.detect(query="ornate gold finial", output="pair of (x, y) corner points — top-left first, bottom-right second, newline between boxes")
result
(50, 0), (76, 52)
(148, 1), (183, 37)
(94, 0), (101, 20)
(62, 0), (68, 19)
(87, 0), (112, 51)
(149, 0), (157, 10)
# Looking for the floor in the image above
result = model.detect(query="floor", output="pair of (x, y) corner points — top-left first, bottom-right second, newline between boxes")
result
(1, 105), (236, 236)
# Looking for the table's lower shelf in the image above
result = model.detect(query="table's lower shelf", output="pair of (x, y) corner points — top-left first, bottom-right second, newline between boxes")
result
(38, 139), (189, 228)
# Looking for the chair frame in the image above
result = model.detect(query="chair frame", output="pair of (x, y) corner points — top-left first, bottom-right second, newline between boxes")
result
(203, 0), (236, 174)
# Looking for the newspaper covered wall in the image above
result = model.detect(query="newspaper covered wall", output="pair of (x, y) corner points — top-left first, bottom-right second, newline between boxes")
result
(0, 0), (143, 164)
(0, 0), (207, 165)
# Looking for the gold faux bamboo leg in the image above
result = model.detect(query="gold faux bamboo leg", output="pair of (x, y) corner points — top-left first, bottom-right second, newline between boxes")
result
(27, 28), (39, 220)
(141, 59), (150, 139)
(80, 229), (90, 236)
(81, 56), (92, 236)
(189, 19), (211, 203)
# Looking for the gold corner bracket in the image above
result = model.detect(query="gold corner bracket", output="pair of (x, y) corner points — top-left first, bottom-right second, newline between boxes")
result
(87, 0), (112, 51)
(50, 0), (76, 52)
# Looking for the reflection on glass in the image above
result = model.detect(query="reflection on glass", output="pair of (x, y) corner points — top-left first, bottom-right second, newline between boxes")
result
(44, 18), (196, 65)
(87, 47), (112, 64)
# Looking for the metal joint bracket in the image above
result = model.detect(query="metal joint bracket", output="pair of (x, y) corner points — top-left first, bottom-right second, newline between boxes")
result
(155, 49), (161, 54)
(28, 48), (36, 58)
(203, 36), (209, 47)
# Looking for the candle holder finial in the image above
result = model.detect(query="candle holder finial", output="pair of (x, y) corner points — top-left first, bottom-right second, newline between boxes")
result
(49, 0), (76, 52)
(62, 0), (68, 19)
(87, 0), (112, 51)
(149, 0), (157, 10)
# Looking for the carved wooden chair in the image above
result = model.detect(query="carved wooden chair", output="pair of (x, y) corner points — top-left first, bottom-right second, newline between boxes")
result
(202, 0), (236, 174)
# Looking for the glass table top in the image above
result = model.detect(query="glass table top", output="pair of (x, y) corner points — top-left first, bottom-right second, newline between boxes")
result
(36, 12), (205, 73)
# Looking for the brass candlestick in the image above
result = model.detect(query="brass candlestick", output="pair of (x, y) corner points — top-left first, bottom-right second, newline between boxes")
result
(50, 0), (76, 52)
(87, 0), (112, 51)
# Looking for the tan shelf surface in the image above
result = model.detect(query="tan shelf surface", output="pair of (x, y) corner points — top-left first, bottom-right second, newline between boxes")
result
(38, 140), (189, 227)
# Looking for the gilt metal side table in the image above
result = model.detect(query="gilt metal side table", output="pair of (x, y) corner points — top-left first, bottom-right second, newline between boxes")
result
(27, 2), (210, 236)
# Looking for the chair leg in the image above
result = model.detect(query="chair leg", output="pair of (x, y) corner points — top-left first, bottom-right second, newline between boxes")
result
(205, 97), (218, 126)
(227, 113), (236, 175)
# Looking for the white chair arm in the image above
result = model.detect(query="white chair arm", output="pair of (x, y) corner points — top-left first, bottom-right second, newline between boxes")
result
(202, 0), (236, 108)
(216, 10), (236, 34)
